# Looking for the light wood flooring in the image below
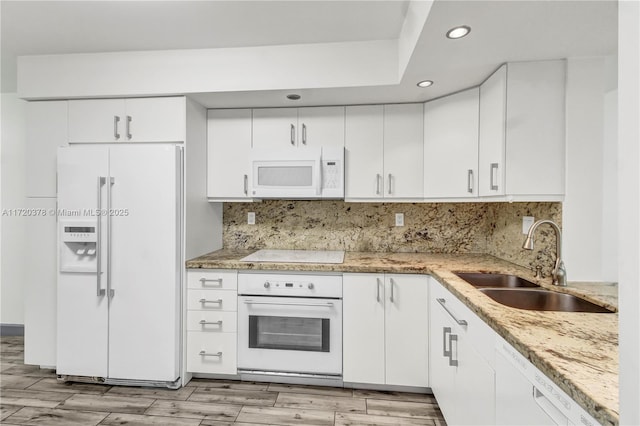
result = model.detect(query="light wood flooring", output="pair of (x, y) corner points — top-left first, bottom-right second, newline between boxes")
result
(1, 336), (446, 425)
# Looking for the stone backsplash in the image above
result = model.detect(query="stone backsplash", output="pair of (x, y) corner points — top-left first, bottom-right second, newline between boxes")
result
(223, 200), (562, 274)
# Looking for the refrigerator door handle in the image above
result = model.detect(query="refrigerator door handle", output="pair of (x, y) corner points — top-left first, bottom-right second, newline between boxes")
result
(107, 176), (115, 298)
(96, 177), (106, 297)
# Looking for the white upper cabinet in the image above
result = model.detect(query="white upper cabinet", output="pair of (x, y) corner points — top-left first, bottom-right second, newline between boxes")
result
(26, 101), (68, 197)
(252, 106), (345, 149)
(383, 104), (424, 199)
(479, 65), (507, 197)
(207, 109), (253, 200)
(424, 88), (480, 198)
(505, 60), (566, 196)
(297, 106), (345, 147)
(479, 61), (566, 198)
(68, 97), (186, 143)
(345, 103), (423, 200)
(252, 107), (298, 149)
(345, 105), (384, 199)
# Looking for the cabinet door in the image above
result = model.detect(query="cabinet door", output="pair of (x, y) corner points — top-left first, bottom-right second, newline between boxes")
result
(344, 105), (384, 199)
(343, 273), (385, 384)
(124, 97), (186, 143)
(383, 103), (424, 199)
(297, 106), (345, 147)
(26, 101), (68, 197)
(429, 285), (457, 423)
(68, 99), (125, 143)
(505, 60), (566, 196)
(424, 88), (479, 198)
(455, 331), (496, 425)
(479, 65), (507, 196)
(252, 108), (298, 149)
(384, 275), (429, 387)
(207, 109), (252, 200)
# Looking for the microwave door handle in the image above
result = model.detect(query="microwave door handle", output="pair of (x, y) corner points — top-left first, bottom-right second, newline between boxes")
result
(316, 158), (322, 196)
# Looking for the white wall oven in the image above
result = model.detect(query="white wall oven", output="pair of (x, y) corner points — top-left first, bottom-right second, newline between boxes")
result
(237, 272), (342, 383)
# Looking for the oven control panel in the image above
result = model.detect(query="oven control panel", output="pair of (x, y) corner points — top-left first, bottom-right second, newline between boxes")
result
(238, 272), (342, 298)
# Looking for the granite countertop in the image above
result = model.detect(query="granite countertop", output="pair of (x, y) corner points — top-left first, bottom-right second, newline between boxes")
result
(187, 249), (619, 426)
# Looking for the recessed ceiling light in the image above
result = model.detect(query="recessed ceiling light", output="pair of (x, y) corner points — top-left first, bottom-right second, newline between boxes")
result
(286, 94), (301, 100)
(446, 25), (471, 39)
(417, 80), (433, 88)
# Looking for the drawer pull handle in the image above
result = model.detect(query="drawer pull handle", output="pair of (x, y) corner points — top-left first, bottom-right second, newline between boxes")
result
(199, 277), (223, 287)
(436, 298), (468, 325)
(199, 350), (222, 357)
(199, 298), (223, 305)
(199, 320), (223, 326)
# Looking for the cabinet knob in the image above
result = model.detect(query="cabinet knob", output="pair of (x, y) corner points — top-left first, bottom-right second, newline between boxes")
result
(264, 281), (271, 288)
(308, 283), (314, 290)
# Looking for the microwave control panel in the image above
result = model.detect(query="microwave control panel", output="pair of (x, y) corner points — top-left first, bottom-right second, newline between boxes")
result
(322, 160), (340, 189)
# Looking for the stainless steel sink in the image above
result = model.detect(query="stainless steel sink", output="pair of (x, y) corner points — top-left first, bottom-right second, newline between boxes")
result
(478, 288), (613, 313)
(455, 272), (539, 288)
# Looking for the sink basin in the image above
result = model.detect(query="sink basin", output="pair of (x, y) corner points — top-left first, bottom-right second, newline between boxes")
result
(479, 288), (614, 313)
(455, 272), (539, 288)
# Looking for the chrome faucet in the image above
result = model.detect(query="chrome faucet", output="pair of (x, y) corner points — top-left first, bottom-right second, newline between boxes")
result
(522, 219), (567, 287)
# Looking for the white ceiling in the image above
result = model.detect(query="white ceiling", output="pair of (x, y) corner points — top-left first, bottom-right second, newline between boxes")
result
(1, 0), (618, 107)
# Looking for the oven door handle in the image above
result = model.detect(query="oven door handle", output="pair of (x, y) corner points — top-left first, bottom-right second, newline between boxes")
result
(242, 300), (335, 308)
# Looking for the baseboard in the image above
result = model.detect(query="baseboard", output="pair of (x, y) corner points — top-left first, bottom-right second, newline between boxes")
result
(0, 323), (25, 336)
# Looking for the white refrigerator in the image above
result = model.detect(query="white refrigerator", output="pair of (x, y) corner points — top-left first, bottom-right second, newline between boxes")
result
(56, 144), (183, 387)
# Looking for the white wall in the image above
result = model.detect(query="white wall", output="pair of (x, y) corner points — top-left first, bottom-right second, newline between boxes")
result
(0, 92), (27, 325)
(563, 56), (618, 282)
(618, 1), (640, 424)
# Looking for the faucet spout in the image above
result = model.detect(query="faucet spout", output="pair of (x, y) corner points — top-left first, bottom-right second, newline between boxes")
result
(522, 219), (567, 286)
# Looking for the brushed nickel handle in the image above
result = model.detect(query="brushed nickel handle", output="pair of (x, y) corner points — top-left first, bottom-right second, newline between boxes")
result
(290, 124), (295, 145)
(376, 277), (381, 303)
(243, 174), (248, 195)
(490, 163), (499, 191)
(467, 169), (474, 194)
(389, 277), (395, 303)
(199, 277), (223, 287)
(302, 123), (307, 145)
(448, 334), (459, 366)
(376, 174), (381, 195)
(113, 116), (121, 140)
(200, 298), (223, 304)
(199, 351), (222, 357)
(436, 298), (468, 326)
(199, 320), (223, 326)
(443, 327), (452, 358)
(388, 174), (392, 195)
(126, 115), (132, 140)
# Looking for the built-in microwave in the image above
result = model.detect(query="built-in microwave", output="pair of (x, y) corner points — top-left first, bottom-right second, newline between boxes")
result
(250, 146), (344, 199)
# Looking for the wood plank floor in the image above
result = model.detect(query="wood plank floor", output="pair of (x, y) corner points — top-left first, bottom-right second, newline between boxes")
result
(0, 336), (446, 425)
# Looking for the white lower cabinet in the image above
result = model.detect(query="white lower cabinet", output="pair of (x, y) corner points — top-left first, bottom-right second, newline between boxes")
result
(343, 273), (428, 387)
(186, 270), (238, 375)
(429, 277), (495, 425)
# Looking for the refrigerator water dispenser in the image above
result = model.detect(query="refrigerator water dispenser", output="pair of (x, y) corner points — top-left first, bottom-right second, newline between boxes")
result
(59, 219), (98, 273)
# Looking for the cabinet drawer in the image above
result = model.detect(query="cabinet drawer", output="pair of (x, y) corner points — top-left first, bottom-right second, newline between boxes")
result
(187, 270), (238, 290)
(186, 311), (237, 333)
(187, 332), (237, 375)
(187, 290), (238, 311)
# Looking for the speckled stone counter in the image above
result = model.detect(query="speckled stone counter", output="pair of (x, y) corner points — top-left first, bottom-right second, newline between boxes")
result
(186, 250), (619, 426)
